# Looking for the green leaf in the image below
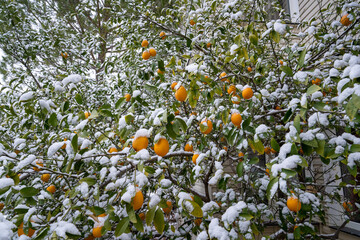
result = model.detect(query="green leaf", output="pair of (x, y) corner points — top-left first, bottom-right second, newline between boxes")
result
(254, 139), (264, 154)
(71, 134), (78, 153)
(280, 66), (293, 76)
(20, 187), (39, 198)
(187, 200), (203, 218)
(92, 206), (105, 216)
(350, 144), (360, 153)
(249, 34), (258, 45)
(146, 207), (156, 226)
(238, 212), (254, 220)
(298, 49), (306, 69)
(33, 227), (49, 240)
(166, 122), (178, 139)
(236, 162), (244, 177)
(271, 138), (280, 152)
(144, 166), (155, 174)
(282, 169), (297, 178)
(302, 139), (318, 148)
(346, 94), (360, 120)
(166, 56), (176, 68)
(126, 203), (137, 223)
(158, 60), (165, 72)
(248, 157), (259, 165)
(134, 214), (144, 232)
(49, 113), (58, 127)
(115, 98), (125, 109)
(270, 30), (280, 43)
(294, 114), (300, 133)
(175, 118), (187, 132)
(79, 177), (97, 186)
(125, 115), (134, 124)
(306, 85), (321, 96)
(154, 208), (165, 234)
(266, 177), (279, 201)
(313, 102), (327, 111)
(283, 109), (293, 123)
(298, 156), (308, 167)
(315, 140), (325, 157)
(75, 94), (83, 104)
(115, 217), (129, 237)
(88, 110), (99, 119)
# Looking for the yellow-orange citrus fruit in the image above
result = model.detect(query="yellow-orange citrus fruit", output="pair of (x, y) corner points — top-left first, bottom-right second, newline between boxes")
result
(340, 14), (352, 26)
(162, 200), (172, 214)
(157, 69), (164, 75)
(247, 67), (252, 72)
(200, 120), (213, 134)
(132, 137), (149, 152)
(125, 94), (131, 102)
(238, 152), (244, 157)
(175, 86), (187, 102)
(141, 39), (149, 48)
(171, 82), (177, 90)
(315, 78), (321, 85)
(287, 197), (301, 212)
(92, 226), (102, 238)
(184, 144), (193, 152)
(14, 149), (20, 154)
(139, 212), (146, 221)
(343, 201), (352, 212)
(61, 52), (68, 59)
(223, 146), (228, 151)
(227, 85), (236, 95)
(192, 154), (199, 164)
(33, 161), (43, 172)
(220, 72), (228, 82)
(149, 48), (156, 57)
(265, 168), (270, 176)
(242, 87), (253, 99)
(41, 174), (50, 183)
(84, 112), (91, 119)
(194, 218), (202, 226)
(279, 60), (284, 65)
(206, 43), (211, 48)
(159, 31), (166, 39)
(189, 19), (196, 25)
(174, 110), (180, 115)
(232, 94), (241, 104)
(270, 148), (277, 153)
(47, 185), (56, 194)
(61, 138), (67, 149)
(154, 138), (169, 157)
(264, 147), (271, 154)
(109, 147), (118, 153)
(142, 51), (150, 60)
(132, 190), (144, 210)
(18, 222), (35, 237)
(98, 213), (107, 217)
(231, 113), (242, 127)
(294, 225), (298, 230)
(0, 203), (4, 211)
(275, 106), (281, 110)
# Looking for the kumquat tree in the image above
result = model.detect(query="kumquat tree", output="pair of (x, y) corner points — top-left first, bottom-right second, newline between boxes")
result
(0, 0), (359, 239)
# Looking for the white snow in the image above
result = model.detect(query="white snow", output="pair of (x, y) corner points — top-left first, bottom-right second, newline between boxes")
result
(208, 218), (229, 240)
(133, 90), (141, 98)
(149, 193), (161, 208)
(308, 112), (329, 127)
(274, 21), (286, 34)
(293, 71), (307, 82)
(74, 119), (88, 131)
(134, 129), (150, 139)
(160, 179), (172, 188)
(62, 74), (82, 86)
(349, 64), (360, 80)
(50, 221), (81, 238)
(19, 92), (34, 102)
(185, 63), (206, 73)
(15, 155), (36, 171)
(47, 142), (66, 157)
(348, 152), (360, 168)
(272, 155), (303, 176)
(0, 213), (15, 239)
(0, 178), (15, 189)
(230, 44), (239, 55)
(133, 149), (150, 160)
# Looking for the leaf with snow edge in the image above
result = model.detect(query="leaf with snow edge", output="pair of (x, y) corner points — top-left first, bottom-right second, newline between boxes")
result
(146, 207), (156, 226)
(0, 178), (14, 194)
(79, 177), (97, 186)
(33, 227), (49, 240)
(306, 85), (321, 96)
(115, 217), (129, 237)
(281, 168), (297, 178)
(302, 138), (318, 148)
(346, 94), (360, 120)
(186, 200), (203, 218)
(283, 109), (292, 123)
(270, 30), (280, 43)
(125, 115), (135, 124)
(175, 117), (187, 132)
(20, 187), (39, 197)
(350, 144), (360, 153)
(266, 177), (279, 201)
(166, 122), (178, 139)
(280, 66), (293, 76)
(297, 49), (306, 70)
(88, 110), (99, 119)
(271, 138), (280, 152)
(239, 212), (253, 221)
(115, 98), (125, 109)
(154, 208), (165, 234)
